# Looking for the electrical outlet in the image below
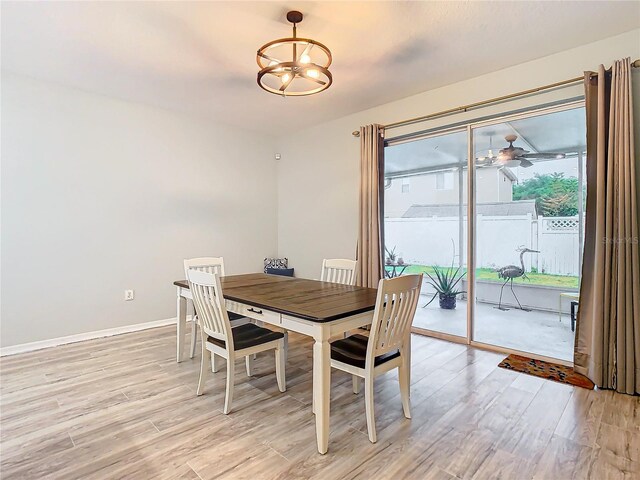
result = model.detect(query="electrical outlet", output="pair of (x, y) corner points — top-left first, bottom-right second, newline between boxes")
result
(124, 289), (135, 301)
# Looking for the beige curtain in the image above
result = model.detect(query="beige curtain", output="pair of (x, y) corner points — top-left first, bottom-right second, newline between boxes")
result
(574, 58), (640, 394)
(356, 124), (385, 288)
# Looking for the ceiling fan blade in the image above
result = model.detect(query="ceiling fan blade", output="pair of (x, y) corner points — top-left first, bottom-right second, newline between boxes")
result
(521, 152), (566, 159)
(512, 147), (529, 156)
(519, 159), (534, 168)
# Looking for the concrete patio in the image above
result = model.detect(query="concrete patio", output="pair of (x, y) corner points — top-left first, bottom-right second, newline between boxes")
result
(413, 295), (575, 361)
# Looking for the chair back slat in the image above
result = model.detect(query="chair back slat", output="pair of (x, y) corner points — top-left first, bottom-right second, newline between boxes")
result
(367, 275), (422, 360)
(184, 257), (225, 278)
(187, 269), (233, 349)
(321, 259), (357, 286)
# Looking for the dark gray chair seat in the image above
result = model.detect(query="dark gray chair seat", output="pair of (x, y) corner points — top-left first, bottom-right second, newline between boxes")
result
(330, 334), (400, 369)
(208, 323), (284, 351)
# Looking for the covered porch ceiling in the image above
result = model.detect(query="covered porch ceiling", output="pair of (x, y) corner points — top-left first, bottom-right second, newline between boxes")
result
(385, 106), (587, 178)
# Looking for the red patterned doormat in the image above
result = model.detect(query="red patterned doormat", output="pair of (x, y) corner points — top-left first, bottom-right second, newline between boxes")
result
(498, 354), (595, 390)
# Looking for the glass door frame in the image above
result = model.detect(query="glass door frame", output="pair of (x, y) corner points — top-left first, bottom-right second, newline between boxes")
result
(396, 99), (586, 365)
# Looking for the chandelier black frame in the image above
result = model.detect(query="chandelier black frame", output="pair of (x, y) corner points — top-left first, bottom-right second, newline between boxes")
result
(256, 11), (332, 96)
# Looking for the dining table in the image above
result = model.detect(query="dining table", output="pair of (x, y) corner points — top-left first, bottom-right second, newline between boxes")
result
(174, 272), (378, 454)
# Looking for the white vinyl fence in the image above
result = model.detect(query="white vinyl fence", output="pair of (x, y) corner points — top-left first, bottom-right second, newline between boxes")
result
(385, 215), (581, 276)
(537, 216), (582, 276)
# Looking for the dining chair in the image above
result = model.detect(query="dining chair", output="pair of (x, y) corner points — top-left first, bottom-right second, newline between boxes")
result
(321, 258), (359, 341)
(330, 274), (422, 443)
(188, 269), (286, 414)
(184, 257), (248, 361)
(320, 258), (357, 285)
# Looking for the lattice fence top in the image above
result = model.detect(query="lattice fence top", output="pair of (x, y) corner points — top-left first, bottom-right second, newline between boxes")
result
(542, 217), (579, 232)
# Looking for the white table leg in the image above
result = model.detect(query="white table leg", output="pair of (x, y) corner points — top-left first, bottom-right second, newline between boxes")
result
(177, 292), (187, 363)
(245, 354), (254, 376)
(313, 335), (331, 454)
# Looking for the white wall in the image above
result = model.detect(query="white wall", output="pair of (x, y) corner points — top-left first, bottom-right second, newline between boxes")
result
(1, 73), (278, 347)
(277, 29), (640, 280)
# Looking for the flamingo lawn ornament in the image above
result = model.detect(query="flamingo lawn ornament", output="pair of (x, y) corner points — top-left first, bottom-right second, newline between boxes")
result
(495, 247), (540, 311)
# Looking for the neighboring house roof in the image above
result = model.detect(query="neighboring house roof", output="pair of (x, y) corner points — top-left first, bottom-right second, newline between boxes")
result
(500, 167), (518, 182)
(402, 200), (537, 218)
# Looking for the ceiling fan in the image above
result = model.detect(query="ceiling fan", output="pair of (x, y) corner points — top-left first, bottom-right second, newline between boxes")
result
(494, 134), (566, 168)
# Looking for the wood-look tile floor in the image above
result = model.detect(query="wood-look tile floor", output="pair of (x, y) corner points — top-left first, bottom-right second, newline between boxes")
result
(1, 326), (639, 479)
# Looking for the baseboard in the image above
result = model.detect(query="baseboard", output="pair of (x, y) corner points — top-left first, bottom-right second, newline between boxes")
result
(0, 316), (193, 357)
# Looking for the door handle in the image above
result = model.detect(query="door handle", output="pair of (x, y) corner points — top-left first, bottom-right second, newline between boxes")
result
(247, 307), (263, 315)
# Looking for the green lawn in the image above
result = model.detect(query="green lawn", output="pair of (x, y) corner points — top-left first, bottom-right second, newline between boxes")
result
(387, 264), (579, 289)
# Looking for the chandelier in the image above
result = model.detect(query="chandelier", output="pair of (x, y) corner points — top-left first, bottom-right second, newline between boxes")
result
(256, 11), (332, 96)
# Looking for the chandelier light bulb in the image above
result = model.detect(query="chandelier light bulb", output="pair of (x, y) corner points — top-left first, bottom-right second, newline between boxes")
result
(281, 73), (291, 84)
(307, 69), (319, 78)
(300, 54), (311, 64)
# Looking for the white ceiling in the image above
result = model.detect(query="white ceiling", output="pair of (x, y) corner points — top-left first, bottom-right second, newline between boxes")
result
(2, 1), (639, 135)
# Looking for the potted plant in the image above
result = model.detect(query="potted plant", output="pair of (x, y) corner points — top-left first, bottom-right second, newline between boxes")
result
(385, 246), (397, 265)
(423, 262), (466, 310)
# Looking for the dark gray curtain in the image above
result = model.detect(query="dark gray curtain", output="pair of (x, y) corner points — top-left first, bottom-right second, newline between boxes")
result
(356, 124), (385, 288)
(574, 57), (640, 395)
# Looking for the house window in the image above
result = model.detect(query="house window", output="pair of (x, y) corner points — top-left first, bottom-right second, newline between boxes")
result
(401, 178), (410, 193)
(436, 171), (453, 190)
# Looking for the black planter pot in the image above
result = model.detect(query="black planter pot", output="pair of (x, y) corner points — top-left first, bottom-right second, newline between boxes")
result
(438, 293), (457, 310)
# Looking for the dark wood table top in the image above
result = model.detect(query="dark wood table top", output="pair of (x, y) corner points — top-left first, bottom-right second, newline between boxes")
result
(175, 273), (378, 323)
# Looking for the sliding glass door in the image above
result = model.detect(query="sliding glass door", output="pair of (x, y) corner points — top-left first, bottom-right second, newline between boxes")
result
(471, 106), (585, 361)
(384, 129), (468, 339)
(383, 102), (586, 362)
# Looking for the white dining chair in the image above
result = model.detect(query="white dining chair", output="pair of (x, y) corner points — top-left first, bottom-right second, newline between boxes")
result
(320, 258), (357, 285)
(330, 274), (422, 443)
(183, 257), (248, 362)
(188, 269), (286, 414)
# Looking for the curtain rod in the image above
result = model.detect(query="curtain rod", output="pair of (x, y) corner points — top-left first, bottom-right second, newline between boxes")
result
(351, 59), (640, 137)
